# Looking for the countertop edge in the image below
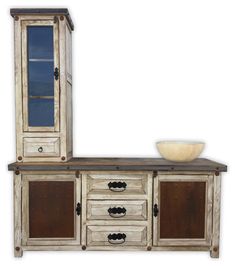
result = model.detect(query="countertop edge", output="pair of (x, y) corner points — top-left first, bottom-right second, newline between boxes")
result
(7, 158), (228, 172)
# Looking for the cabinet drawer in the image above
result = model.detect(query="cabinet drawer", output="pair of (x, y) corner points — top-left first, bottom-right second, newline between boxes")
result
(24, 137), (60, 157)
(87, 200), (147, 220)
(86, 173), (148, 198)
(87, 226), (147, 246)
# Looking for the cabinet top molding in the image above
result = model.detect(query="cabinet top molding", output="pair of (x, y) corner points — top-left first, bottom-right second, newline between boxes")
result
(10, 8), (74, 30)
(8, 157), (227, 172)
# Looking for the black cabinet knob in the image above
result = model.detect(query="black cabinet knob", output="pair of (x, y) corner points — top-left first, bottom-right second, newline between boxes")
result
(38, 147), (43, 153)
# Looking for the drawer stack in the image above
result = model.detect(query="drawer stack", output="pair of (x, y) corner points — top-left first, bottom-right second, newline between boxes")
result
(81, 172), (153, 249)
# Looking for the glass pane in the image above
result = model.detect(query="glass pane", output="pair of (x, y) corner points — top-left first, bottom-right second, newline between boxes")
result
(28, 61), (54, 96)
(28, 26), (54, 60)
(28, 98), (54, 127)
(27, 25), (55, 127)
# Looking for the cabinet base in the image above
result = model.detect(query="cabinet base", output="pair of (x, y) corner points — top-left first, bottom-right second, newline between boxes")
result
(17, 245), (217, 258)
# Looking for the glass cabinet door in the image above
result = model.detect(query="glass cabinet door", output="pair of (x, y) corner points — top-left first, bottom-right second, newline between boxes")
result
(22, 21), (59, 131)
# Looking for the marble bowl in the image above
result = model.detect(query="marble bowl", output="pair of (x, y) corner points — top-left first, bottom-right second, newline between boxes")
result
(156, 141), (205, 162)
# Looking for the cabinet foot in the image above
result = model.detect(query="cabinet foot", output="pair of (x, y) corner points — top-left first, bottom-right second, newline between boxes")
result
(14, 246), (23, 257)
(210, 246), (219, 258)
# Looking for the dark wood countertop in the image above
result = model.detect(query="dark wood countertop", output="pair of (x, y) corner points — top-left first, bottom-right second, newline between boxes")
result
(10, 8), (74, 31)
(8, 157), (227, 172)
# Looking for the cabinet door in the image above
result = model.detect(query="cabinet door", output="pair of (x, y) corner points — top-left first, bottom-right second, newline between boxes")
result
(22, 174), (80, 246)
(153, 174), (213, 246)
(21, 20), (59, 132)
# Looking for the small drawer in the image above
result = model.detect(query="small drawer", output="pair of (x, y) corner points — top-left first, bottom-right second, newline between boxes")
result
(87, 226), (147, 246)
(86, 173), (148, 198)
(24, 137), (60, 157)
(87, 200), (147, 220)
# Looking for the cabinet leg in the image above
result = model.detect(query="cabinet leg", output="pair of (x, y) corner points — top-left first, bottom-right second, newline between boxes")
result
(210, 174), (221, 259)
(14, 246), (23, 257)
(210, 246), (219, 258)
(14, 174), (22, 258)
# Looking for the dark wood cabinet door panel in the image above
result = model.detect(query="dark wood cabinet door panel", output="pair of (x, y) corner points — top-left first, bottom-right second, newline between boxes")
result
(29, 181), (75, 238)
(159, 181), (206, 239)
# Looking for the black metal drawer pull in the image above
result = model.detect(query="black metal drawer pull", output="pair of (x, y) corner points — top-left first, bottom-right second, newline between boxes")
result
(54, 67), (59, 80)
(38, 147), (43, 153)
(108, 233), (126, 244)
(153, 204), (159, 217)
(108, 181), (127, 192)
(108, 207), (127, 218)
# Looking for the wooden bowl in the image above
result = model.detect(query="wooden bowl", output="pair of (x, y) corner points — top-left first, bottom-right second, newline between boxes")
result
(156, 141), (205, 162)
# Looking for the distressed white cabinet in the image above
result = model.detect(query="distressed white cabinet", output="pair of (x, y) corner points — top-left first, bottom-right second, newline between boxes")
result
(9, 159), (226, 257)
(11, 8), (73, 162)
(8, 8), (227, 259)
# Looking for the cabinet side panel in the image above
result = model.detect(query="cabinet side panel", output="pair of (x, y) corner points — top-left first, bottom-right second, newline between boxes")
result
(14, 19), (23, 161)
(65, 24), (73, 157)
(160, 181), (206, 239)
(28, 181), (75, 238)
(65, 24), (72, 82)
(66, 82), (73, 157)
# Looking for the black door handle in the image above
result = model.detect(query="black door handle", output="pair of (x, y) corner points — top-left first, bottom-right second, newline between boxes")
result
(76, 203), (81, 216)
(54, 67), (59, 80)
(153, 204), (159, 217)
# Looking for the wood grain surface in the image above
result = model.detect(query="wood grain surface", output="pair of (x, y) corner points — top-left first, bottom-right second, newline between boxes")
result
(8, 157), (227, 172)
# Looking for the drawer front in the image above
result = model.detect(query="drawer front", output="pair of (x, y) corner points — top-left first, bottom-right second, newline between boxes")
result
(24, 137), (60, 157)
(86, 173), (148, 198)
(87, 226), (147, 246)
(87, 200), (147, 220)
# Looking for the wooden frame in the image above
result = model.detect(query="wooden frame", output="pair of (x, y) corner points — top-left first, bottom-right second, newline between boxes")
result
(21, 19), (60, 132)
(153, 172), (213, 247)
(21, 172), (81, 246)
(20, 245), (210, 252)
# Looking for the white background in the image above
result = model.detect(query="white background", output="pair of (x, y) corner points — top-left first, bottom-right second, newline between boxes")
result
(0, 0), (234, 265)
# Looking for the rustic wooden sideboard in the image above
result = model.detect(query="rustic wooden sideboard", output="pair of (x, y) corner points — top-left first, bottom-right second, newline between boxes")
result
(8, 8), (227, 258)
(8, 158), (227, 257)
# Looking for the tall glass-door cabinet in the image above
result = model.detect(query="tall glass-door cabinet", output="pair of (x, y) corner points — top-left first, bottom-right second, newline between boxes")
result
(11, 9), (74, 162)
